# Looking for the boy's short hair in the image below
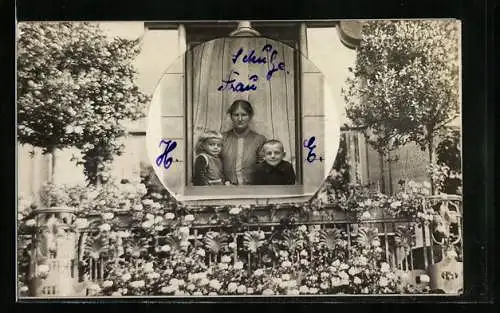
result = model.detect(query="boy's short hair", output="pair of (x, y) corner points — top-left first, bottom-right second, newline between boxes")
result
(262, 139), (284, 152)
(195, 130), (223, 154)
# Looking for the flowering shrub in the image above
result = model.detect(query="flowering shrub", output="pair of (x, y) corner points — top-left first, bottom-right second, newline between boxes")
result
(87, 224), (399, 296)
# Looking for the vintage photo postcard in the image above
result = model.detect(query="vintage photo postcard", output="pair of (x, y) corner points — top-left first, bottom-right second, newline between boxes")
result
(16, 20), (462, 298)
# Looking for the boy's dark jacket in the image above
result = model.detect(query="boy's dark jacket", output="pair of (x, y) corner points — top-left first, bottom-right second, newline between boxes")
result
(252, 160), (296, 185)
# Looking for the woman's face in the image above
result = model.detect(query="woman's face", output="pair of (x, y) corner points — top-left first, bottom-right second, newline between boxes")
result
(230, 106), (251, 132)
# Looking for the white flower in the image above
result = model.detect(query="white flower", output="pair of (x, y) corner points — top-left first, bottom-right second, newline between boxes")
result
(164, 213), (175, 220)
(320, 282), (329, 290)
(419, 274), (430, 283)
(281, 261), (292, 268)
(298, 225), (307, 232)
(209, 279), (221, 290)
(390, 201), (402, 209)
(300, 249), (308, 257)
(178, 226), (190, 236)
(287, 289), (300, 295)
(279, 250), (289, 258)
(282, 273), (291, 281)
(161, 285), (176, 294)
(184, 214), (195, 222)
(133, 204), (143, 211)
(372, 239), (381, 247)
(174, 290), (185, 296)
(228, 242), (237, 249)
(37, 264), (50, 274)
(99, 223), (111, 232)
(221, 255), (231, 263)
(121, 273), (132, 282)
(299, 285), (309, 294)
(309, 287), (318, 294)
(145, 213), (154, 220)
(208, 291), (218, 296)
(146, 272), (160, 280)
(229, 207), (242, 215)
(198, 278), (209, 286)
(74, 218), (89, 229)
(187, 283), (196, 291)
(160, 245), (171, 252)
(169, 278), (180, 286)
(143, 262), (154, 273)
(262, 289), (274, 295)
(287, 280), (297, 288)
(361, 211), (372, 219)
(247, 287), (254, 294)
(332, 259), (341, 267)
(219, 263), (228, 270)
(254, 269), (264, 277)
(102, 280), (113, 288)
(193, 291), (203, 296)
(331, 277), (342, 287)
(19, 286), (28, 293)
(375, 247), (383, 253)
(129, 280), (145, 288)
(154, 225), (164, 231)
(102, 212), (114, 220)
(380, 262), (390, 273)
(142, 199), (153, 206)
(237, 285), (247, 294)
(234, 261), (244, 270)
(87, 282), (101, 292)
(154, 215), (164, 224)
(164, 268), (173, 275)
(196, 249), (205, 257)
(24, 219), (36, 227)
(340, 263), (349, 270)
(353, 277), (362, 285)
(141, 220), (153, 229)
(339, 271), (349, 280)
(228, 282), (238, 293)
(379, 277), (389, 287)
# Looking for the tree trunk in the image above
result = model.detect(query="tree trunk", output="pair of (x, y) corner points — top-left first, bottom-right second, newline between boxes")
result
(387, 151), (393, 195)
(47, 147), (56, 182)
(378, 151), (386, 193)
(428, 136), (436, 195)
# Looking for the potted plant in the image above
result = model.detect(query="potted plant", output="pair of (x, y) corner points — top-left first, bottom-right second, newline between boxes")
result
(426, 199), (463, 294)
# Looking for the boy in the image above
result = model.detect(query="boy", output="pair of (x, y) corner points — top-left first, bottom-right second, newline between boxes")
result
(252, 139), (296, 185)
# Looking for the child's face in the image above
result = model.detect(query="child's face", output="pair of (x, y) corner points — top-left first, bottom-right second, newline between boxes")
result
(205, 138), (222, 156)
(263, 143), (285, 167)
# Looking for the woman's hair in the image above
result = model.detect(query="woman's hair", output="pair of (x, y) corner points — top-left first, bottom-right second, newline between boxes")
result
(195, 130), (223, 154)
(226, 99), (254, 117)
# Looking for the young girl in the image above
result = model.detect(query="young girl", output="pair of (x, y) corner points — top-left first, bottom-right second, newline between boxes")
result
(192, 130), (227, 186)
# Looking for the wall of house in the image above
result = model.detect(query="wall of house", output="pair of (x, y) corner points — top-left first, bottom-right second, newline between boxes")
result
(17, 22), (449, 202)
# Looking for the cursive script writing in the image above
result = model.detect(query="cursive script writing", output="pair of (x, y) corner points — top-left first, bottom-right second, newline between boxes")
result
(156, 139), (177, 169)
(303, 136), (323, 163)
(220, 44), (289, 92)
(261, 44), (289, 80)
(218, 70), (258, 92)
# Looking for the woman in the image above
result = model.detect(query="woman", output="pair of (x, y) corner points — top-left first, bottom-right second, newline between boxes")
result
(221, 99), (266, 185)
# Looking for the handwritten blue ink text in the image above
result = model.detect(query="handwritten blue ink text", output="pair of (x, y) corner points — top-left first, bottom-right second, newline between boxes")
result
(220, 44), (289, 92)
(303, 136), (323, 163)
(218, 70), (258, 92)
(156, 139), (177, 169)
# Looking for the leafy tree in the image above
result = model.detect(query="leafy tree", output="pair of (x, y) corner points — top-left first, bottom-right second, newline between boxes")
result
(17, 22), (149, 183)
(342, 20), (460, 193)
